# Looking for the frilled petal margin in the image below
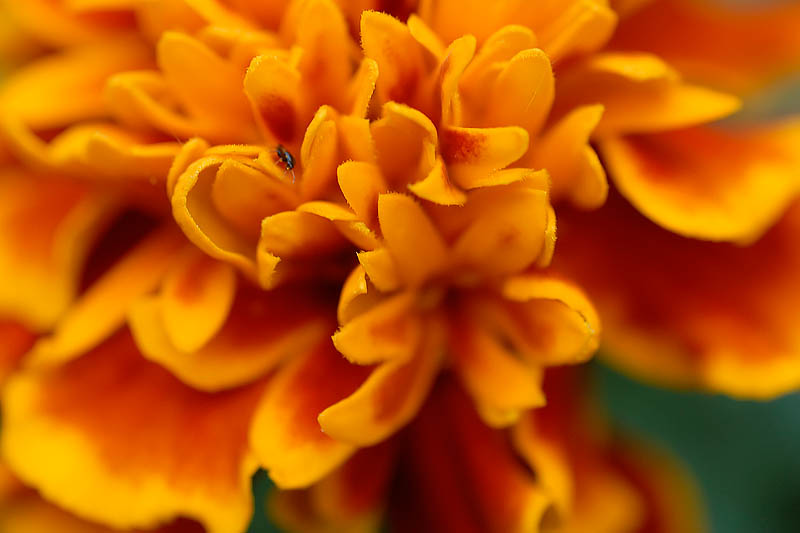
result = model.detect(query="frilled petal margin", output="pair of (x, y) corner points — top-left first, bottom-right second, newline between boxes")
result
(2, 330), (265, 533)
(553, 193), (800, 398)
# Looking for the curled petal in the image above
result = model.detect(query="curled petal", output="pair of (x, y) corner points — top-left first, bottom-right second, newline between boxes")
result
(372, 101), (438, 189)
(338, 161), (388, 228)
(408, 157), (467, 206)
(249, 339), (370, 489)
(244, 53), (306, 145)
(600, 121), (800, 243)
(2, 330), (265, 533)
(440, 126), (529, 190)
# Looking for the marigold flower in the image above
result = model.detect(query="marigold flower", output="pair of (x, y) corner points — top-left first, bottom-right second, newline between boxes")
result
(0, 0), (798, 531)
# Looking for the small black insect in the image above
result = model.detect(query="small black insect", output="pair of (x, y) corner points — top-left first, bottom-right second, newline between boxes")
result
(274, 144), (296, 182)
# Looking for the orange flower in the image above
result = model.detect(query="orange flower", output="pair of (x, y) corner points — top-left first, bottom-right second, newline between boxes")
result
(0, 0), (798, 531)
(268, 370), (706, 533)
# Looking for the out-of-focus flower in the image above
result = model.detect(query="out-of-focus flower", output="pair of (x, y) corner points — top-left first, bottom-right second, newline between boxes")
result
(0, 0), (798, 531)
(268, 370), (706, 533)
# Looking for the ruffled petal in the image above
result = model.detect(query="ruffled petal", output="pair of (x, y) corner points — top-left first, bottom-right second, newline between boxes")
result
(2, 330), (265, 533)
(249, 338), (369, 488)
(320, 319), (444, 445)
(553, 194), (800, 398)
(600, 121), (800, 243)
(0, 173), (118, 331)
(611, 0), (800, 94)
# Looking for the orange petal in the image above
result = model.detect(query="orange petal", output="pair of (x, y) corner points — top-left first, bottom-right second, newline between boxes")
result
(156, 31), (256, 142)
(357, 248), (401, 292)
(437, 35), (476, 127)
(377, 193), (449, 287)
(534, 0), (617, 62)
(338, 161), (388, 229)
(260, 210), (350, 259)
(600, 121), (800, 243)
(171, 156), (259, 278)
(0, 38), (150, 132)
(408, 157), (467, 206)
(553, 194), (800, 398)
(451, 317), (545, 428)
(0, 321), (35, 387)
(531, 105), (608, 209)
(332, 290), (421, 365)
(451, 183), (549, 277)
(27, 225), (185, 367)
(418, 0), (520, 45)
(388, 379), (555, 533)
(372, 101), (438, 189)
(555, 52), (741, 137)
(338, 265), (385, 325)
(249, 338), (370, 488)
(299, 106), (341, 201)
(347, 58), (379, 118)
(360, 10), (425, 104)
(482, 48), (554, 139)
(158, 248), (236, 353)
(244, 53), (307, 145)
(320, 320), (444, 446)
(611, 0), (800, 94)
(129, 285), (331, 392)
(0, 173), (118, 331)
(440, 126), (529, 190)
(2, 330), (265, 533)
(499, 274), (601, 366)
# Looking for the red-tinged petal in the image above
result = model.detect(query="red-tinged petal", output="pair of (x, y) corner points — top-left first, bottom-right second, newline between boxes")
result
(600, 121), (800, 243)
(321, 320), (444, 446)
(129, 285), (332, 391)
(157, 248), (236, 353)
(244, 54), (307, 145)
(360, 10), (426, 105)
(333, 290), (420, 364)
(532, 105), (608, 209)
(388, 380), (556, 533)
(611, 0), (800, 94)
(0, 321), (35, 386)
(378, 193), (449, 287)
(171, 156), (259, 278)
(2, 330), (265, 533)
(156, 31), (256, 142)
(451, 316), (545, 428)
(27, 226), (185, 367)
(0, 38), (150, 132)
(440, 126), (529, 190)
(0, 173), (118, 331)
(555, 52), (740, 137)
(250, 338), (370, 489)
(554, 194), (800, 398)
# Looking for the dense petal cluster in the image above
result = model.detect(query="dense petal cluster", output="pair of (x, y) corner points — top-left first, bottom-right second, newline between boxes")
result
(0, 0), (799, 532)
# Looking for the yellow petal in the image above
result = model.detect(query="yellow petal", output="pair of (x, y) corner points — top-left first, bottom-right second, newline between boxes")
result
(244, 54), (306, 144)
(372, 101), (438, 189)
(338, 161), (388, 228)
(536, 0), (618, 62)
(408, 157), (467, 206)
